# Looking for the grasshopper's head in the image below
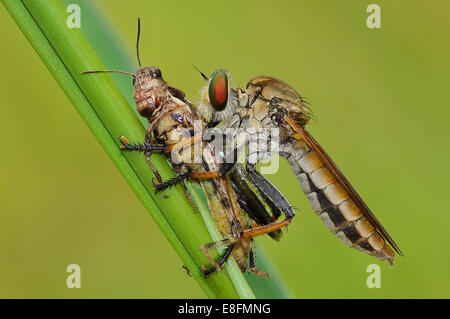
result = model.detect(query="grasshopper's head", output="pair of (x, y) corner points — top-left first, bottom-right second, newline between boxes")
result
(133, 65), (169, 118)
(198, 69), (235, 125)
(81, 18), (170, 120)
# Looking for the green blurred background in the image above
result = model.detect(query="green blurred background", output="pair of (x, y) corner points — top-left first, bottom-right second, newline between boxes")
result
(1, 0), (449, 298)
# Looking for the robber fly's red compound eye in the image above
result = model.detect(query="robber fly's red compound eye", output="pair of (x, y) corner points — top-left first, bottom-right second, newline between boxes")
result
(208, 70), (228, 111)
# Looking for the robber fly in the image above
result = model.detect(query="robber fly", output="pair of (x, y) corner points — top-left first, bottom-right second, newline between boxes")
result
(197, 70), (403, 265)
(82, 19), (294, 277)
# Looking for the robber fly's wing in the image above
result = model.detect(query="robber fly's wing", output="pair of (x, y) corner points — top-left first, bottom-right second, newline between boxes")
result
(229, 167), (282, 241)
(240, 164), (295, 220)
(299, 128), (403, 256)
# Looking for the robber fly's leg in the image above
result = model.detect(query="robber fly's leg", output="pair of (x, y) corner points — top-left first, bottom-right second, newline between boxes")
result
(181, 182), (198, 210)
(248, 247), (271, 278)
(242, 217), (293, 240)
(182, 150), (237, 180)
(200, 243), (236, 277)
(199, 236), (239, 270)
(120, 135), (168, 198)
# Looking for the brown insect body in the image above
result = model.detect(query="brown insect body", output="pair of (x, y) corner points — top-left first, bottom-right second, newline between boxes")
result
(201, 74), (402, 265)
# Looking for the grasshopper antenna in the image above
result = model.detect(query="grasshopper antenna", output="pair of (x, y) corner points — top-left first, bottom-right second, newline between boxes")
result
(137, 17), (142, 68)
(191, 62), (208, 81)
(82, 18), (143, 77)
(81, 70), (135, 77)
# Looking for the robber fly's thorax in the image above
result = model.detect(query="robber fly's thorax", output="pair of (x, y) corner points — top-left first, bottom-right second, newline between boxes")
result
(232, 76), (310, 130)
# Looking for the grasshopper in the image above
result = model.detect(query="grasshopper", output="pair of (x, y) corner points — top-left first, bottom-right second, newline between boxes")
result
(82, 19), (294, 277)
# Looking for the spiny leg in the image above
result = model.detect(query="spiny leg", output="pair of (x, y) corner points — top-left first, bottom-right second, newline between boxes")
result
(153, 165), (198, 209)
(120, 135), (168, 197)
(242, 217), (293, 240)
(153, 164), (234, 193)
(119, 135), (165, 153)
(200, 243), (236, 277)
(200, 237), (238, 269)
(144, 134), (164, 183)
(199, 218), (292, 276)
(146, 150), (168, 198)
(154, 140), (237, 192)
(181, 181), (198, 210)
(249, 246), (271, 278)
(153, 168), (192, 192)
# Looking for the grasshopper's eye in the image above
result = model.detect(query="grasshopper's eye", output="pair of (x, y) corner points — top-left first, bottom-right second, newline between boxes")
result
(208, 70), (228, 111)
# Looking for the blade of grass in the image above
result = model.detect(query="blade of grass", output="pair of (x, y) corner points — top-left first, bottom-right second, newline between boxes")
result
(2, 0), (253, 298)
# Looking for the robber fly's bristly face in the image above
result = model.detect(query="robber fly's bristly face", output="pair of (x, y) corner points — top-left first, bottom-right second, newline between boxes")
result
(133, 66), (169, 118)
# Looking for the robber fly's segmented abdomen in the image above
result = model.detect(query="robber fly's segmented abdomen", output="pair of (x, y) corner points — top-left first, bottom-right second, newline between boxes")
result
(280, 140), (395, 265)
